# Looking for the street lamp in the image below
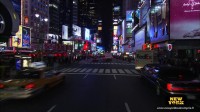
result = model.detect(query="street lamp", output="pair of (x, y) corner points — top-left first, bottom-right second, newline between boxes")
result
(35, 13), (48, 61)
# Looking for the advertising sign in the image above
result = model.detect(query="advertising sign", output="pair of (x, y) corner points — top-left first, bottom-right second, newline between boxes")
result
(134, 28), (145, 51)
(62, 25), (68, 40)
(22, 26), (31, 48)
(85, 28), (90, 40)
(47, 34), (60, 43)
(12, 25), (22, 47)
(73, 25), (81, 37)
(170, 0), (200, 39)
(126, 22), (133, 37)
(126, 10), (134, 21)
(139, 0), (150, 26)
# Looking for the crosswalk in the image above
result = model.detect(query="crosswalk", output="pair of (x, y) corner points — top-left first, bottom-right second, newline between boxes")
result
(60, 68), (140, 75)
(80, 62), (135, 65)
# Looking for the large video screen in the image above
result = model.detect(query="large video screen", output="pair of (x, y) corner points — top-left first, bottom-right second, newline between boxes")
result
(73, 25), (81, 37)
(85, 28), (90, 40)
(62, 25), (68, 40)
(170, 0), (200, 39)
(126, 10), (134, 21)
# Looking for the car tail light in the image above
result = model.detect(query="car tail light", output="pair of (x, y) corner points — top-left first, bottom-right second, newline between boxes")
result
(0, 83), (5, 89)
(25, 83), (36, 90)
(167, 83), (185, 91)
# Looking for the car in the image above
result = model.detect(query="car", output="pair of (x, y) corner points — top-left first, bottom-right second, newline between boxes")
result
(0, 68), (65, 99)
(102, 52), (113, 62)
(140, 64), (200, 100)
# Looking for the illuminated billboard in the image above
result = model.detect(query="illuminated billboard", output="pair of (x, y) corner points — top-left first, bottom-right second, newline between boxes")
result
(22, 26), (31, 48)
(139, 0), (150, 26)
(12, 26), (31, 48)
(170, 0), (200, 39)
(12, 25), (22, 47)
(85, 28), (90, 40)
(73, 24), (81, 37)
(126, 22), (132, 37)
(126, 10), (134, 21)
(62, 25), (68, 40)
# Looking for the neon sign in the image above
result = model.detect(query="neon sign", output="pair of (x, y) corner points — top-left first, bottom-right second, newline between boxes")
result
(183, 0), (200, 12)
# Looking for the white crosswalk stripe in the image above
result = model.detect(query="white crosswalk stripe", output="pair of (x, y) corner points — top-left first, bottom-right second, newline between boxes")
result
(131, 69), (140, 74)
(98, 69), (104, 73)
(118, 69), (125, 74)
(92, 69), (98, 73)
(86, 69), (92, 73)
(80, 68), (87, 72)
(105, 69), (110, 74)
(86, 62), (134, 65)
(112, 69), (117, 74)
(61, 68), (139, 75)
(124, 69), (132, 74)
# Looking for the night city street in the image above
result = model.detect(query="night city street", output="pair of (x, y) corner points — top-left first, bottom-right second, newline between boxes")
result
(1, 0), (200, 112)
(0, 59), (200, 112)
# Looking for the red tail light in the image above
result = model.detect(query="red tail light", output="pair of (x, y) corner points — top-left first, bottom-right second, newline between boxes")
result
(25, 83), (36, 90)
(167, 83), (185, 91)
(0, 83), (5, 89)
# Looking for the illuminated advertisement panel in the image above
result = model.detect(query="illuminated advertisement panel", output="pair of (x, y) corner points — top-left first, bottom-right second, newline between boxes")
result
(85, 28), (90, 40)
(12, 25), (22, 47)
(73, 24), (81, 37)
(62, 25), (68, 40)
(22, 26), (31, 48)
(126, 10), (134, 21)
(170, 0), (200, 39)
(134, 27), (145, 51)
(139, 0), (150, 26)
(126, 22), (132, 37)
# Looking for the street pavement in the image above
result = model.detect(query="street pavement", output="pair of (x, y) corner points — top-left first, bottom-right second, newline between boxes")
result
(0, 58), (200, 112)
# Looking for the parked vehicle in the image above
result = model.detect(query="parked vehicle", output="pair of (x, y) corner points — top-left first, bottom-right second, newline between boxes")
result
(0, 67), (65, 99)
(140, 64), (200, 100)
(135, 50), (159, 70)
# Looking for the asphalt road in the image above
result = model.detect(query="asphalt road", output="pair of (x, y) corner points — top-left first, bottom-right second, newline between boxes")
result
(0, 58), (199, 112)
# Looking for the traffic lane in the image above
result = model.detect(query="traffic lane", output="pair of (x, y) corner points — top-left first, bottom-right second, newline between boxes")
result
(0, 74), (166, 112)
(0, 74), (73, 112)
(51, 74), (162, 112)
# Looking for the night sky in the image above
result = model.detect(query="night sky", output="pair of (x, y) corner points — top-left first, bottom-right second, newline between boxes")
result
(96, 0), (113, 51)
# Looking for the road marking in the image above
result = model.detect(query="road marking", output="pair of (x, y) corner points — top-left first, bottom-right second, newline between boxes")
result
(63, 72), (141, 76)
(73, 68), (82, 72)
(131, 69), (140, 74)
(124, 69), (132, 74)
(80, 68), (87, 72)
(105, 69), (110, 74)
(86, 69), (92, 73)
(92, 69), (98, 73)
(113, 75), (116, 80)
(112, 69), (118, 74)
(47, 105), (56, 112)
(67, 68), (77, 72)
(98, 69), (104, 73)
(62, 68), (71, 72)
(125, 102), (132, 112)
(118, 69), (125, 74)
(83, 74), (89, 79)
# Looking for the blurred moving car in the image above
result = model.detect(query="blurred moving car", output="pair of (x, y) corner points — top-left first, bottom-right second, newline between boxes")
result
(0, 68), (65, 99)
(140, 64), (200, 100)
(102, 52), (113, 62)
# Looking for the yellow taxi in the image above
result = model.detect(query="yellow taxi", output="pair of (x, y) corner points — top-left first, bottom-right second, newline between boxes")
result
(0, 67), (65, 99)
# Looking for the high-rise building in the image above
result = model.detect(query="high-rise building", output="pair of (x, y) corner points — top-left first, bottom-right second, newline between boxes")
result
(10, 0), (49, 50)
(78, 0), (97, 33)
(49, 0), (59, 35)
